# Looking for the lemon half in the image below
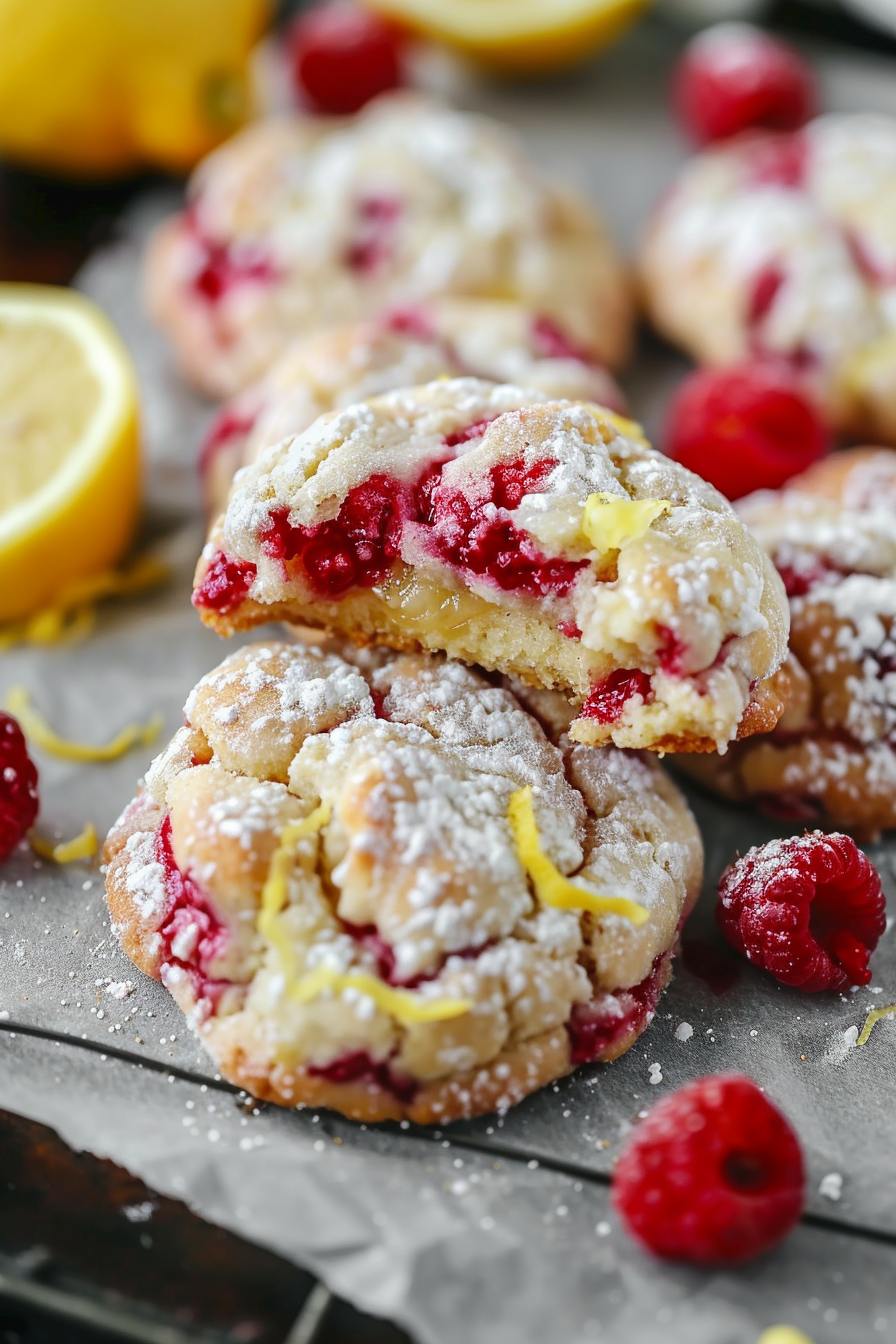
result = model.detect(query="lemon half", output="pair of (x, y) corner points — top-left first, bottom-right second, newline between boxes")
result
(363, 0), (649, 73)
(0, 285), (140, 622)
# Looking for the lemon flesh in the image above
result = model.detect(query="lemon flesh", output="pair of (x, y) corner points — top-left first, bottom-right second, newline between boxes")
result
(362, 0), (649, 72)
(0, 285), (140, 622)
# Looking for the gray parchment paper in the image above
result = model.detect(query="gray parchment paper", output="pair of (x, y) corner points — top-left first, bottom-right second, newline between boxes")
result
(3, 24), (896, 1344)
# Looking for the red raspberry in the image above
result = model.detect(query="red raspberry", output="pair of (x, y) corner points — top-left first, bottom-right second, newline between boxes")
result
(611, 1074), (805, 1264)
(0, 712), (39, 863)
(665, 362), (829, 501)
(673, 23), (816, 146)
(717, 833), (886, 992)
(287, 3), (406, 116)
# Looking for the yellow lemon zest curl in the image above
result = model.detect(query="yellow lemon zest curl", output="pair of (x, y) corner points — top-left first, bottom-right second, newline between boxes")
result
(587, 405), (648, 445)
(289, 963), (472, 1025)
(0, 558), (168, 653)
(856, 1002), (896, 1047)
(4, 686), (162, 763)
(508, 786), (648, 925)
(30, 822), (98, 863)
(582, 493), (670, 554)
(257, 804), (472, 1027)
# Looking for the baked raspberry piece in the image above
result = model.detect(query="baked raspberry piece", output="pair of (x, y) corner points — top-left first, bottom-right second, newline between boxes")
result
(612, 1074), (805, 1263)
(0, 712), (39, 863)
(674, 24), (816, 146)
(717, 833), (886, 991)
(287, 3), (406, 115)
(665, 363), (829, 500)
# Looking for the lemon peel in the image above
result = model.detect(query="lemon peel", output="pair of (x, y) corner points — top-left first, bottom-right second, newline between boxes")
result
(588, 406), (648, 444)
(0, 556), (168, 652)
(856, 1002), (896, 1047)
(30, 822), (98, 863)
(289, 963), (472, 1025)
(258, 802), (471, 1025)
(257, 802), (332, 979)
(582, 493), (670, 554)
(4, 686), (162, 763)
(756, 1328), (817, 1344)
(507, 786), (648, 925)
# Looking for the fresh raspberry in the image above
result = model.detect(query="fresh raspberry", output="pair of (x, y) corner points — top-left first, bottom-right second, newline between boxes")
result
(0, 712), (39, 863)
(673, 23), (816, 146)
(580, 669), (653, 724)
(611, 1074), (805, 1263)
(287, 3), (406, 116)
(665, 363), (829, 501)
(717, 832), (886, 992)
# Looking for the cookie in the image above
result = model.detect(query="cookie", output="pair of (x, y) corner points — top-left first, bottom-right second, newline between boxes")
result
(103, 642), (703, 1123)
(192, 378), (789, 754)
(681, 447), (896, 839)
(640, 115), (896, 441)
(145, 93), (633, 399)
(200, 298), (626, 517)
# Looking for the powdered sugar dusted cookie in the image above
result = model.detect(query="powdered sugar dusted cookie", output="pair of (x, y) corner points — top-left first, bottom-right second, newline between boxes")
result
(682, 448), (896, 839)
(640, 115), (896, 441)
(146, 93), (633, 399)
(103, 642), (703, 1123)
(200, 298), (626, 516)
(193, 378), (789, 754)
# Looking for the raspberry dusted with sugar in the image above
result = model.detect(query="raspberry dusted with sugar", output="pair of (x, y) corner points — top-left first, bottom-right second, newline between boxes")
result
(673, 24), (816, 147)
(665, 363), (828, 501)
(287, 2), (406, 115)
(717, 833), (886, 992)
(0, 712), (39, 863)
(612, 1074), (805, 1264)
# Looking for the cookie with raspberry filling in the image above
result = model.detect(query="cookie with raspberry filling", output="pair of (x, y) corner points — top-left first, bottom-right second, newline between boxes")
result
(193, 378), (789, 754)
(640, 115), (896, 442)
(682, 447), (896, 839)
(145, 93), (632, 399)
(104, 641), (703, 1123)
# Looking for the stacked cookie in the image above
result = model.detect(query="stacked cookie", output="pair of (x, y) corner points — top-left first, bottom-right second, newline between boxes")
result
(109, 94), (791, 1122)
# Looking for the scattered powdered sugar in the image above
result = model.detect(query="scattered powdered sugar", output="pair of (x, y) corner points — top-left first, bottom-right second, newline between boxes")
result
(648, 1062), (663, 1084)
(819, 1172), (844, 1202)
(674, 1021), (694, 1042)
(825, 1023), (859, 1065)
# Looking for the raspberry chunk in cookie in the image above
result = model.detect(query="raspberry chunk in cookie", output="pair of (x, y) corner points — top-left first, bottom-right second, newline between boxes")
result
(194, 379), (789, 755)
(612, 1074), (805, 1263)
(104, 642), (703, 1123)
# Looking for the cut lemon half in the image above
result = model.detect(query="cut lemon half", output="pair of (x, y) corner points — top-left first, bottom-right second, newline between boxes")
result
(362, 0), (649, 72)
(0, 285), (140, 623)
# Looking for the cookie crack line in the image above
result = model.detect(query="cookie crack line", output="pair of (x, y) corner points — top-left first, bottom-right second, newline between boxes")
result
(1, 1019), (895, 1247)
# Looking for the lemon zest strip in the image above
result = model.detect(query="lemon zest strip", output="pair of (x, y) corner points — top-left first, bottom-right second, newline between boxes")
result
(586, 405), (648, 444)
(257, 803), (332, 981)
(756, 1328), (818, 1344)
(508, 786), (648, 926)
(289, 963), (472, 1025)
(30, 822), (98, 863)
(582, 493), (670, 553)
(0, 558), (168, 652)
(4, 686), (162, 763)
(258, 802), (471, 1025)
(856, 1002), (896, 1047)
